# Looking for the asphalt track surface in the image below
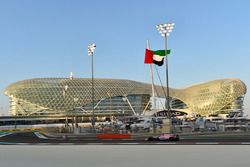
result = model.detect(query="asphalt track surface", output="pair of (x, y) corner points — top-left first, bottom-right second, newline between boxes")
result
(1, 131), (250, 145)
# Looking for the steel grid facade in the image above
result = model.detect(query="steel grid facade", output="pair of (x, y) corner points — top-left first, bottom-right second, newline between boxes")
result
(5, 78), (247, 116)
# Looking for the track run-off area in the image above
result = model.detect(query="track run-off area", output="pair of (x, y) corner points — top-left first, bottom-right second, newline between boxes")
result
(1, 131), (250, 145)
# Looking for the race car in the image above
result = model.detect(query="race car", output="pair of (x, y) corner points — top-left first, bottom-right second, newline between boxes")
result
(146, 133), (180, 141)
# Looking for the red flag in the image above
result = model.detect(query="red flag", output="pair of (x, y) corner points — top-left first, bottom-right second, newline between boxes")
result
(144, 49), (153, 64)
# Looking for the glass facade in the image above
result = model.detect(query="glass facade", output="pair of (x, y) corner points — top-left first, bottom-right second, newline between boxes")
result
(81, 95), (150, 116)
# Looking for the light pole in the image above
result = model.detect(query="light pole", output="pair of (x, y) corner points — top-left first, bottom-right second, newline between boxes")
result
(73, 97), (79, 124)
(63, 84), (69, 127)
(156, 23), (175, 130)
(88, 43), (96, 129)
(108, 92), (112, 123)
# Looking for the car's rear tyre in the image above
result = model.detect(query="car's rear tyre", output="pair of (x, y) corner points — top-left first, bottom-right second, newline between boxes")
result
(147, 137), (154, 141)
(169, 137), (174, 141)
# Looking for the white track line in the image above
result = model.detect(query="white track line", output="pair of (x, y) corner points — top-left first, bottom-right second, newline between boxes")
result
(195, 142), (219, 145)
(17, 143), (29, 145)
(36, 143), (51, 145)
(156, 142), (176, 145)
(34, 132), (48, 139)
(119, 143), (139, 145)
(0, 132), (12, 138)
(3, 141), (250, 145)
(241, 142), (250, 145)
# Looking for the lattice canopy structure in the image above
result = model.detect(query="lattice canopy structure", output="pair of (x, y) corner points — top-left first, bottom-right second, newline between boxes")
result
(173, 78), (247, 116)
(5, 78), (247, 117)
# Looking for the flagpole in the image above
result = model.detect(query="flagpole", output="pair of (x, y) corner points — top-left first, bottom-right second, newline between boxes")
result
(146, 40), (156, 111)
(150, 65), (154, 98)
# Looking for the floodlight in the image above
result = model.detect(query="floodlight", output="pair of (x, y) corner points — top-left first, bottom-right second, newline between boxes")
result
(156, 22), (175, 37)
(87, 43), (96, 56)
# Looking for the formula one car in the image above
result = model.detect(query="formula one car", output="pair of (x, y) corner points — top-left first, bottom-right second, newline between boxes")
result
(146, 133), (179, 141)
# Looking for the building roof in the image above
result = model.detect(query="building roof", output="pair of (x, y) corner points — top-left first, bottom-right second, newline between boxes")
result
(5, 78), (247, 116)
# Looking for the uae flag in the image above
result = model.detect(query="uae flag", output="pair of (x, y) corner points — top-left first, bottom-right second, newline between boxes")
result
(144, 49), (170, 66)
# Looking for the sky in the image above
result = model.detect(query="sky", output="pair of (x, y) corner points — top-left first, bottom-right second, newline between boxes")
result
(0, 0), (249, 116)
